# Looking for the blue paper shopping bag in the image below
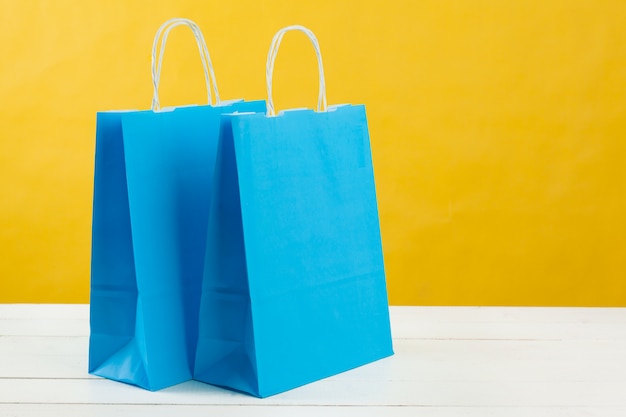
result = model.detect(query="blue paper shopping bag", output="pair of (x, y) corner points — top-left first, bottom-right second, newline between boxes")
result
(89, 18), (266, 391)
(194, 25), (393, 398)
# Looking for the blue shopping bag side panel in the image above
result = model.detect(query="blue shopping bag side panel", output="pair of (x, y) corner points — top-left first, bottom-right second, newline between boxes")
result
(121, 102), (266, 310)
(89, 112), (139, 375)
(232, 105), (393, 397)
(122, 101), (266, 308)
(90, 111), (158, 390)
(120, 107), (213, 388)
(90, 112), (138, 368)
(194, 115), (259, 396)
(120, 101), (265, 390)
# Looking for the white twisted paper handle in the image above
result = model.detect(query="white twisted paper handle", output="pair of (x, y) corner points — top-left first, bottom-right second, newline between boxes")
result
(151, 18), (221, 111)
(266, 25), (327, 117)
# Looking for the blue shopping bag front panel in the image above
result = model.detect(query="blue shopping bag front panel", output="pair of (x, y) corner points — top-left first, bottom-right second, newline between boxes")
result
(232, 106), (382, 297)
(231, 105), (393, 397)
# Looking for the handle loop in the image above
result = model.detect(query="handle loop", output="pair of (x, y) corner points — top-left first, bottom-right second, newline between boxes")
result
(151, 18), (221, 111)
(266, 25), (327, 117)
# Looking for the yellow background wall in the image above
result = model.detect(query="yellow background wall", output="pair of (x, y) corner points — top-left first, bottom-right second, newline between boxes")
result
(1, 1), (625, 305)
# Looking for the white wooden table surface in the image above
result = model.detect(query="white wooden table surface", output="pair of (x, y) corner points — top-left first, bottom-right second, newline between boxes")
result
(1, 305), (625, 416)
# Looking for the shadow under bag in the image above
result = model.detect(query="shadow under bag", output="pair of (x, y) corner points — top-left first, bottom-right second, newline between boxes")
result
(194, 25), (394, 398)
(89, 18), (266, 391)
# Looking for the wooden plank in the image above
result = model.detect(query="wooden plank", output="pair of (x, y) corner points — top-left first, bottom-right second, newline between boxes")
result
(2, 336), (626, 384)
(1, 304), (625, 324)
(0, 336), (87, 356)
(390, 306), (626, 324)
(3, 404), (626, 417)
(0, 304), (623, 323)
(0, 319), (89, 337)
(1, 377), (625, 407)
(3, 306), (626, 339)
(0, 304), (89, 320)
(390, 307), (626, 340)
(393, 321), (626, 341)
(3, 317), (625, 340)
